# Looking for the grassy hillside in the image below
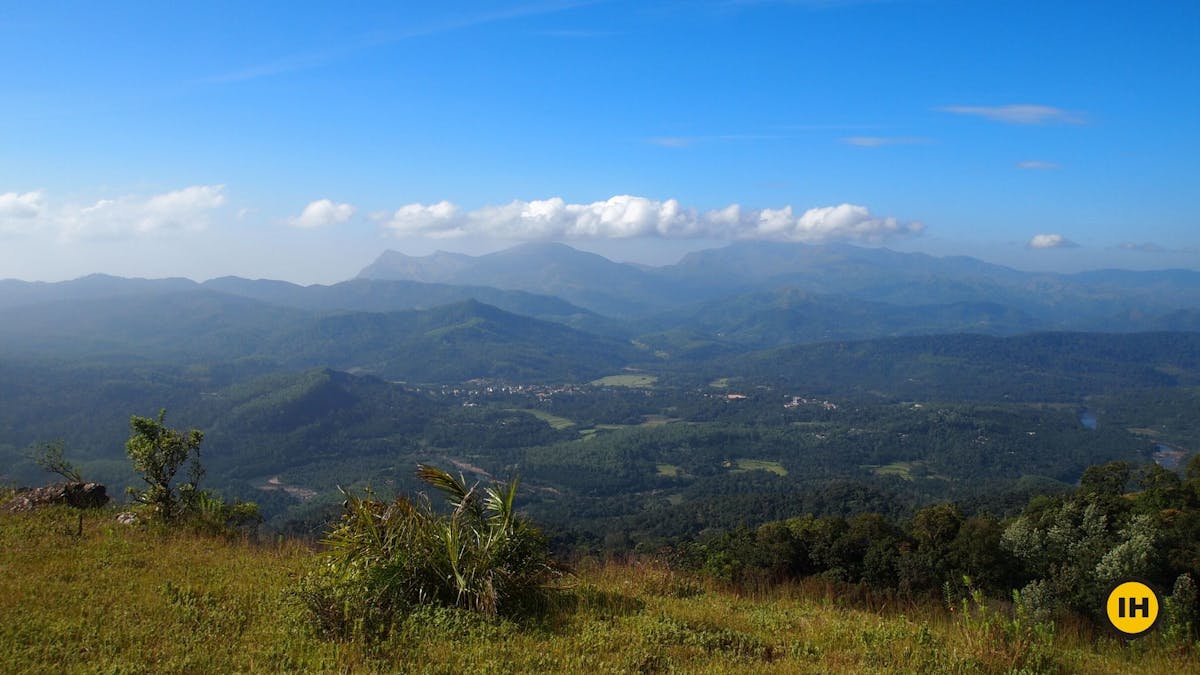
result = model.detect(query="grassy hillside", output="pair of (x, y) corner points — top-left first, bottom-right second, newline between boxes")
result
(1, 505), (1193, 673)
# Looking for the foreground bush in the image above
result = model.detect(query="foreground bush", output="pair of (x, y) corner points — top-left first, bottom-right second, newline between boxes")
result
(299, 465), (559, 637)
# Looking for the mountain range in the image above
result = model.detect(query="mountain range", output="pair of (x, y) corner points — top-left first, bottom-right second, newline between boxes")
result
(358, 240), (1200, 328)
(1, 240), (1198, 385)
(3, 239), (1199, 536)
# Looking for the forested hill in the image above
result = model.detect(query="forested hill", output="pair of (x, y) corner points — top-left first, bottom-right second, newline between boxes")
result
(0, 273), (612, 332)
(718, 331), (1200, 401)
(2, 243), (1199, 549)
(0, 291), (638, 382)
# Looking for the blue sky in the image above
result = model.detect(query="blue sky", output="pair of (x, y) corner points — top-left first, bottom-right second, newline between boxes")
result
(1, 0), (1196, 283)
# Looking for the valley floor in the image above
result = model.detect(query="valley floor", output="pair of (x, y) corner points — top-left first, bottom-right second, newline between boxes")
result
(1, 506), (1194, 674)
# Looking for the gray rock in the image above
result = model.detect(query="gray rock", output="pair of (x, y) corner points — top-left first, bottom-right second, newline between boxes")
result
(3, 482), (110, 512)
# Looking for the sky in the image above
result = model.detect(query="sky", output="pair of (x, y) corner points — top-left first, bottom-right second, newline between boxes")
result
(1, 0), (1197, 284)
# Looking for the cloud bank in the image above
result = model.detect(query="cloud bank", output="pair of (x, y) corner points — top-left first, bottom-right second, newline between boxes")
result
(290, 199), (356, 228)
(59, 185), (227, 240)
(938, 104), (1082, 125)
(379, 195), (924, 244)
(1027, 233), (1078, 249)
(1, 185), (228, 241)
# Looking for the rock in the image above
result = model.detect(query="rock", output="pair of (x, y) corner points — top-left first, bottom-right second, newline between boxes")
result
(3, 482), (110, 512)
(116, 512), (139, 526)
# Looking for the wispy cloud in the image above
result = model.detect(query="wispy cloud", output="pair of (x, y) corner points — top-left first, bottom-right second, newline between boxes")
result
(645, 133), (790, 148)
(203, 52), (344, 85)
(647, 136), (697, 148)
(201, 1), (602, 84)
(775, 123), (881, 131)
(289, 199), (356, 229)
(535, 28), (618, 38)
(1027, 233), (1078, 249)
(1117, 241), (1167, 253)
(1017, 160), (1061, 170)
(10, 186), (229, 241)
(0, 190), (47, 237)
(937, 104), (1083, 125)
(377, 195), (924, 244)
(843, 136), (929, 148)
(721, 0), (899, 9)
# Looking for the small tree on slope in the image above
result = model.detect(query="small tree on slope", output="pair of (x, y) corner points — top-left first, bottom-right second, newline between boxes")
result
(125, 409), (204, 521)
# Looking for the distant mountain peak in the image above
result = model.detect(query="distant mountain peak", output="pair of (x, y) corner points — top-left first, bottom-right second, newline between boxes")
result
(357, 249), (474, 284)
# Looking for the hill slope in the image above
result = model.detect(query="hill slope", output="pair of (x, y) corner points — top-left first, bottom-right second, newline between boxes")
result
(0, 506), (1186, 674)
(0, 292), (637, 383)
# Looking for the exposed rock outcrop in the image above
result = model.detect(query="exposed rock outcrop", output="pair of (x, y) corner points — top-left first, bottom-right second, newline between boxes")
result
(3, 482), (110, 512)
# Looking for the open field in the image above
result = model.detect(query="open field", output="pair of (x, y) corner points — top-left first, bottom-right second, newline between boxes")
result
(861, 461), (951, 481)
(732, 458), (788, 476)
(511, 408), (576, 429)
(1, 506), (1193, 674)
(589, 374), (658, 388)
(656, 463), (681, 477)
(864, 461), (918, 480)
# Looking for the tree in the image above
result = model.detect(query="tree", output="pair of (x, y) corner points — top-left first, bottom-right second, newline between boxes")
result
(125, 409), (204, 520)
(34, 440), (82, 482)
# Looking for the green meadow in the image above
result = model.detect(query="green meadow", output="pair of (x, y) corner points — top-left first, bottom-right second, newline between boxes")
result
(1, 504), (1192, 674)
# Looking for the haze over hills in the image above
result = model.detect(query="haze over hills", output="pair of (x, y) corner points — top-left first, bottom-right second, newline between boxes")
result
(357, 242), (709, 316)
(0, 292), (635, 383)
(2, 237), (1200, 556)
(358, 240), (1200, 329)
(3, 241), (1199, 369)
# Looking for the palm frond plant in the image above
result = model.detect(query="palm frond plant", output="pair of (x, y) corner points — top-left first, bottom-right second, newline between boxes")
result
(299, 465), (561, 638)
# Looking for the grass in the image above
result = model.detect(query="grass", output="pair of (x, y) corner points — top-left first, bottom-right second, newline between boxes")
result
(862, 461), (951, 481)
(589, 374), (658, 388)
(510, 408), (576, 430)
(865, 461), (917, 480)
(731, 459), (788, 477)
(656, 463), (681, 477)
(2, 506), (1196, 673)
(586, 416), (682, 435)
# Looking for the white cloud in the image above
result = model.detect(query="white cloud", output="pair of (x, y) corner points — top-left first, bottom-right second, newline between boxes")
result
(289, 199), (356, 229)
(0, 190), (46, 236)
(1017, 160), (1061, 170)
(379, 195), (924, 244)
(58, 185), (227, 241)
(937, 104), (1083, 125)
(1027, 233), (1078, 249)
(843, 136), (929, 147)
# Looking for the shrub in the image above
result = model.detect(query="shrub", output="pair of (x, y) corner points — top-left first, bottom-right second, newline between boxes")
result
(187, 492), (262, 538)
(299, 465), (560, 638)
(124, 409), (259, 535)
(125, 409), (205, 520)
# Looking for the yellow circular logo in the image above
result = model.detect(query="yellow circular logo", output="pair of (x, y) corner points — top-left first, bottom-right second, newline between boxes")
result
(1104, 580), (1160, 637)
